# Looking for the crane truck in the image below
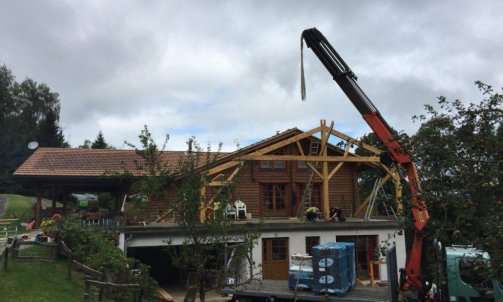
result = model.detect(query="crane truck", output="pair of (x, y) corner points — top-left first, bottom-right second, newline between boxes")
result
(223, 28), (502, 302)
(299, 28), (502, 302)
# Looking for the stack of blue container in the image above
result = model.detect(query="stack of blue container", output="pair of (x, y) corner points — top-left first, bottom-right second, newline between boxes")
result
(312, 242), (355, 296)
(335, 242), (356, 289)
(288, 254), (314, 290)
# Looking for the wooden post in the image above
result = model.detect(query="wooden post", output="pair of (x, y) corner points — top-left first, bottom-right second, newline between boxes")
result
(83, 281), (90, 302)
(35, 192), (42, 227)
(321, 120), (330, 221)
(51, 187), (56, 212)
(68, 254), (73, 280)
(199, 184), (207, 223)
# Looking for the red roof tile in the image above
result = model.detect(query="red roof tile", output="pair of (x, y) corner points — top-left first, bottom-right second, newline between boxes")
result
(14, 148), (189, 177)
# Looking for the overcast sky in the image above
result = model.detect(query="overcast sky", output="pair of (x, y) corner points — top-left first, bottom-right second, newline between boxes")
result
(1, 1), (502, 151)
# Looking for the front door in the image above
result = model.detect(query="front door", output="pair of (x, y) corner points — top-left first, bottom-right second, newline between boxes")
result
(262, 238), (289, 280)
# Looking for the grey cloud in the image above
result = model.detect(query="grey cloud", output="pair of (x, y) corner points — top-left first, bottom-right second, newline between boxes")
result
(1, 0), (502, 149)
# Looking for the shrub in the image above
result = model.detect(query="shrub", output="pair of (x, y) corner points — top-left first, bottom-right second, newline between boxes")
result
(59, 215), (157, 300)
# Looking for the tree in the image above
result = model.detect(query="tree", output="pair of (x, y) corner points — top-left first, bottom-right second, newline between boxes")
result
(91, 131), (111, 149)
(169, 140), (258, 302)
(411, 81), (503, 281)
(124, 126), (258, 302)
(354, 131), (410, 217)
(0, 65), (16, 124)
(355, 81), (502, 282)
(0, 64), (68, 193)
(37, 109), (68, 148)
(79, 139), (92, 148)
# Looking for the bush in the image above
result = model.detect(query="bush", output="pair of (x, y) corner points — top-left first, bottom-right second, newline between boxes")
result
(59, 215), (157, 300)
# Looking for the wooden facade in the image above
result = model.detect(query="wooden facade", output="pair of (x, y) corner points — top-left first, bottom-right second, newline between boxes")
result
(146, 121), (389, 223)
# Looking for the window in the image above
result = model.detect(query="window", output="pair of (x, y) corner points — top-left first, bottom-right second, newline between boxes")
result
(298, 161), (308, 169)
(305, 236), (320, 255)
(262, 184), (286, 210)
(260, 150), (285, 169)
(459, 258), (493, 290)
(272, 239), (288, 260)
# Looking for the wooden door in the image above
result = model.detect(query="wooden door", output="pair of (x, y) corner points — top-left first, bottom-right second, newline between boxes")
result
(262, 238), (289, 280)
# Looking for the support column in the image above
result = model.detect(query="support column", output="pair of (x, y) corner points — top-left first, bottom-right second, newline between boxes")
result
(51, 187), (56, 212)
(321, 121), (330, 221)
(35, 192), (42, 227)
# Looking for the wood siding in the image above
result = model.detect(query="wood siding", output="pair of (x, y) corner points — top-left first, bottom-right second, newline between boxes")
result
(148, 139), (364, 221)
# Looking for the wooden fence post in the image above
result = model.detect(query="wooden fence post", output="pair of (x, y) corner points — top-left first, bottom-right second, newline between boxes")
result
(83, 280), (90, 302)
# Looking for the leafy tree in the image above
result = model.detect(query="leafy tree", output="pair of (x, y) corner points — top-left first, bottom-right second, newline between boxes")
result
(169, 140), (258, 302)
(0, 65), (16, 123)
(411, 81), (503, 281)
(354, 132), (408, 216)
(355, 82), (502, 282)
(124, 125), (173, 220)
(0, 65), (68, 193)
(124, 126), (258, 302)
(79, 139), (92, 148)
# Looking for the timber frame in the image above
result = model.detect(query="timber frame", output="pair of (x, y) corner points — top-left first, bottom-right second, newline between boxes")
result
(199, 120), (402, 222)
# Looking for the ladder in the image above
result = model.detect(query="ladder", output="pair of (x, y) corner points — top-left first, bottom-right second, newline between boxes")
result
(364, 179), (396, 220)
(375, 182), (397, 218)
(297, 139), (320, 218)
(382, 201), (397, 218)
(364, 178), (381, 221)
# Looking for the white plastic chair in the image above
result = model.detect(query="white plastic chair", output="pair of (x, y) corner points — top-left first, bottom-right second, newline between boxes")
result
(234, 200), (247, 220)
(225, 204), (237, 220)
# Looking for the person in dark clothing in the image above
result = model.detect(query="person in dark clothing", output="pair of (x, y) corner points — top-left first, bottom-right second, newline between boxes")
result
(329, 206), (346, 222)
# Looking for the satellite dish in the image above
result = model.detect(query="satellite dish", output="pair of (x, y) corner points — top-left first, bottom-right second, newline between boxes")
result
(28, 141), (39, 150)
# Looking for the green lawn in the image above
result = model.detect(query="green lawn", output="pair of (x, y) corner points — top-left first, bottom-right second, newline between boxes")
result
(0, 246), (85, 302)
(0, 194), (63, 223)
(0, 194), (35, 222)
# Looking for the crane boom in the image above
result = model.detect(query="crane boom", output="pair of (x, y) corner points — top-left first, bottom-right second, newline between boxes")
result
(301, 28), (430, 298)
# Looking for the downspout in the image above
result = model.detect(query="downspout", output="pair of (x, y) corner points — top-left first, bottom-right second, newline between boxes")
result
(124, 233), (133, 258)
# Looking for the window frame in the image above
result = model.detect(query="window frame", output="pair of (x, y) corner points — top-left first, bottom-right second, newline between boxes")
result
(260, 182), (289, 215)
(259, 149), (286, 170)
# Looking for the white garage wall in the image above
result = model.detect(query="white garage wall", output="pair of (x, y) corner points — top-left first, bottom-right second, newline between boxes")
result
(253, 228), (406, 282)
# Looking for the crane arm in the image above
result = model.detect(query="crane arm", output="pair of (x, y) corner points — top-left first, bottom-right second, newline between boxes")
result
(301, 27), (430, 294)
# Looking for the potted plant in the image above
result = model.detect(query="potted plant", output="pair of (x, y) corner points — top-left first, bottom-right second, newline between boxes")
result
(40, 214), (62, 241)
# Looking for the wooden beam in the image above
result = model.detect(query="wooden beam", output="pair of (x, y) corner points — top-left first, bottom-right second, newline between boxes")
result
(327, 142), (351, 180)
(199, 184), (207, 223)
(207, 126), (322, 175)
(326, 127), (382, 155)
(353, 174), (392, 217)
(296, 141), (305, 156)
(35, 192), (42, 227)
(319, 121), (334, 156)
(239, 154), (380, 162)
(328, 162), (344, 180)
(321, 120), (330, 221)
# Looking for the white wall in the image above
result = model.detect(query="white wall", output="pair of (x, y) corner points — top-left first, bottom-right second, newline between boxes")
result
(253, 228), (406, 281)
(120, 226), (406, 282)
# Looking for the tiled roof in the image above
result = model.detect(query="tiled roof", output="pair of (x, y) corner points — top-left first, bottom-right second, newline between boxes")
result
(14, 127), (355, 179)
(14, 148), (191, 177)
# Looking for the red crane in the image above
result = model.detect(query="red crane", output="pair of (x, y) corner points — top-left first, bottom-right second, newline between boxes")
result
(301, 28), (430, 300)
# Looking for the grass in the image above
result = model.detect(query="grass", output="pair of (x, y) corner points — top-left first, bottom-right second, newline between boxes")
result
(0, 194), (63, 223)
(0, 194), (35, 222)
(0, 246), (86, 302)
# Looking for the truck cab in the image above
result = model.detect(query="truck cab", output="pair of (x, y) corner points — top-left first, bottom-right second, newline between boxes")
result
(444, 245), (503, 302)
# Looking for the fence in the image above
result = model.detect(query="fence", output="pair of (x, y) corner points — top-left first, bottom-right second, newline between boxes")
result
(1, 239), (143, 302)
(81, 217), (121, 229)
(0, 219), (19, 248)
